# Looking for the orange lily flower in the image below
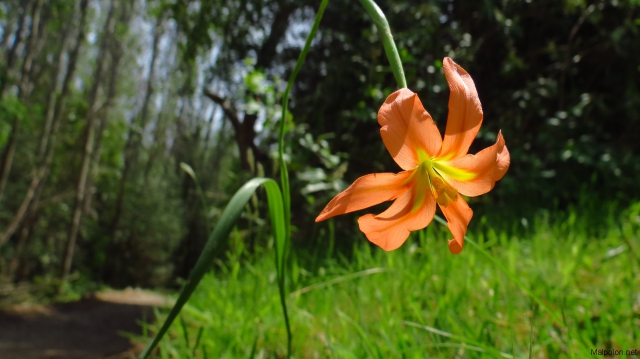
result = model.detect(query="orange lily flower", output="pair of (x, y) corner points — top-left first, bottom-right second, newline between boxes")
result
(315, 57), (510, 254)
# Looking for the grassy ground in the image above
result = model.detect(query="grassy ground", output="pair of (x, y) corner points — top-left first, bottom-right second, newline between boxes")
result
(143, 202), (640, 358)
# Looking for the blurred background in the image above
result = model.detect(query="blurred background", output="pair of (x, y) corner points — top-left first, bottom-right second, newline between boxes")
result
(0, 0), (638, 303)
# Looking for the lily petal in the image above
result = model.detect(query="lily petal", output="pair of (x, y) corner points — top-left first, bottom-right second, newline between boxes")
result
(315, 171), (413, 222)
(438, 194), (473, 254)
(436, 131), (510, 197)
(378, 88), (443, 170)
(357, 182), (436, 251)
(438, 57), (483, 160)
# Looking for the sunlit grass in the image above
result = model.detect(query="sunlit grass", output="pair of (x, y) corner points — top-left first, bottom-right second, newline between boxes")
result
(144, 203), (640, 358)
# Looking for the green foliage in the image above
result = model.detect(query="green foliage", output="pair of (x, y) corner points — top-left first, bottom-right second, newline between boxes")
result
(289, 0), (640, 225)
(138, 177), (287, 359)
(92, 174), (184, 287)
(0, 95), (26, 146)
(145, 201), (639, 358)
(0, 4), (639, 357)
(139, 1), (333, 354)
(242, 64), (279, 117)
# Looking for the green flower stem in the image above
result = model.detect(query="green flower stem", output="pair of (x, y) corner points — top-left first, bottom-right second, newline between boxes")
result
(277, 0), (330, 356)
(358, 0), (407, 89)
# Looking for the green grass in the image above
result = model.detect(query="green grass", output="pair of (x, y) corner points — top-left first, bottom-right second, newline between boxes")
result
(142, 202), (640, 358)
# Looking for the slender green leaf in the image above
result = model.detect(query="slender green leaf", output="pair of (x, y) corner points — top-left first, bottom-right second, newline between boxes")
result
(138, 177), (285, 359)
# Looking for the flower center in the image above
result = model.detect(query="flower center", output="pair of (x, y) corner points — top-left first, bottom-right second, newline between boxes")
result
(418, 159), (458, 207)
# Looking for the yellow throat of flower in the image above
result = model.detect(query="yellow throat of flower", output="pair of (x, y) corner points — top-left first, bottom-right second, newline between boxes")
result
(414, 159), (459, 209)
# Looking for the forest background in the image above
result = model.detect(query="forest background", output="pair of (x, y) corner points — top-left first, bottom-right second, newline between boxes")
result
(0, 0), (638, 312)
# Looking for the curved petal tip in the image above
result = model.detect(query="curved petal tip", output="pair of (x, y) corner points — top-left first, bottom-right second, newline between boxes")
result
(448, 238), (463, 254)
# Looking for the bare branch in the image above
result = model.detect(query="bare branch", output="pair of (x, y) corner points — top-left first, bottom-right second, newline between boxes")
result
(203, 90), (241, 128)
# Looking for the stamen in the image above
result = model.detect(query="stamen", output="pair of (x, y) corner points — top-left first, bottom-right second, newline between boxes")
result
(410, 159), (459, 213)
(431, 176), (458, 206)
(423, 160), (458, 207)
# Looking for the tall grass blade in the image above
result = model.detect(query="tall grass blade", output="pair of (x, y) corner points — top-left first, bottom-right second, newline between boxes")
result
(138, 178), (285, 359)
(193, 327), (204, 356)
(277, 0), (329, 356)
(248, 334), (258, 359)
(179, 316), (189, 347)
(528, 301), (536, 359)
(433, 215), (561, 324)
(289, 267), (391, 297)
(180, 162), (211, 233)
(432, 214), (590, 356)
(403, 321), (514, 358)
(278, 0), (330, 231)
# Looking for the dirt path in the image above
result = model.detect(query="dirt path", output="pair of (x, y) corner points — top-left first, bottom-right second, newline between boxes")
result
(0, 288), (170, 359)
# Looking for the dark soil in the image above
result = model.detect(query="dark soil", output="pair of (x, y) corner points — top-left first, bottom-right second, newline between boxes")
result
(0, 289), (168, 359)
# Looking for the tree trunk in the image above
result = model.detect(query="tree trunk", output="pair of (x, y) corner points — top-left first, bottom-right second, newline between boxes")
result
(198, 104), (217, 170)
(209, 110), (232, 190)
(143, 94), (170, 182)
(0, 18), (14, 51)
(60, 0), (119, 286)
(255, 4), (296, 70)
(200, 4), (296, 174)
(38, 26), (72, 158)
(0, 0), (44, 202)
(0, 0), (30, 96)
(16, 0), (44, 101)
(9, 179), (44, 282)
(144, 24), (178, 182)
(25, 2), (52, 93)
(83, 1), (133, 217)
(0, 0), (90, 246)
(110, 16), (163, 239)
(203, 91), (265, 173)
